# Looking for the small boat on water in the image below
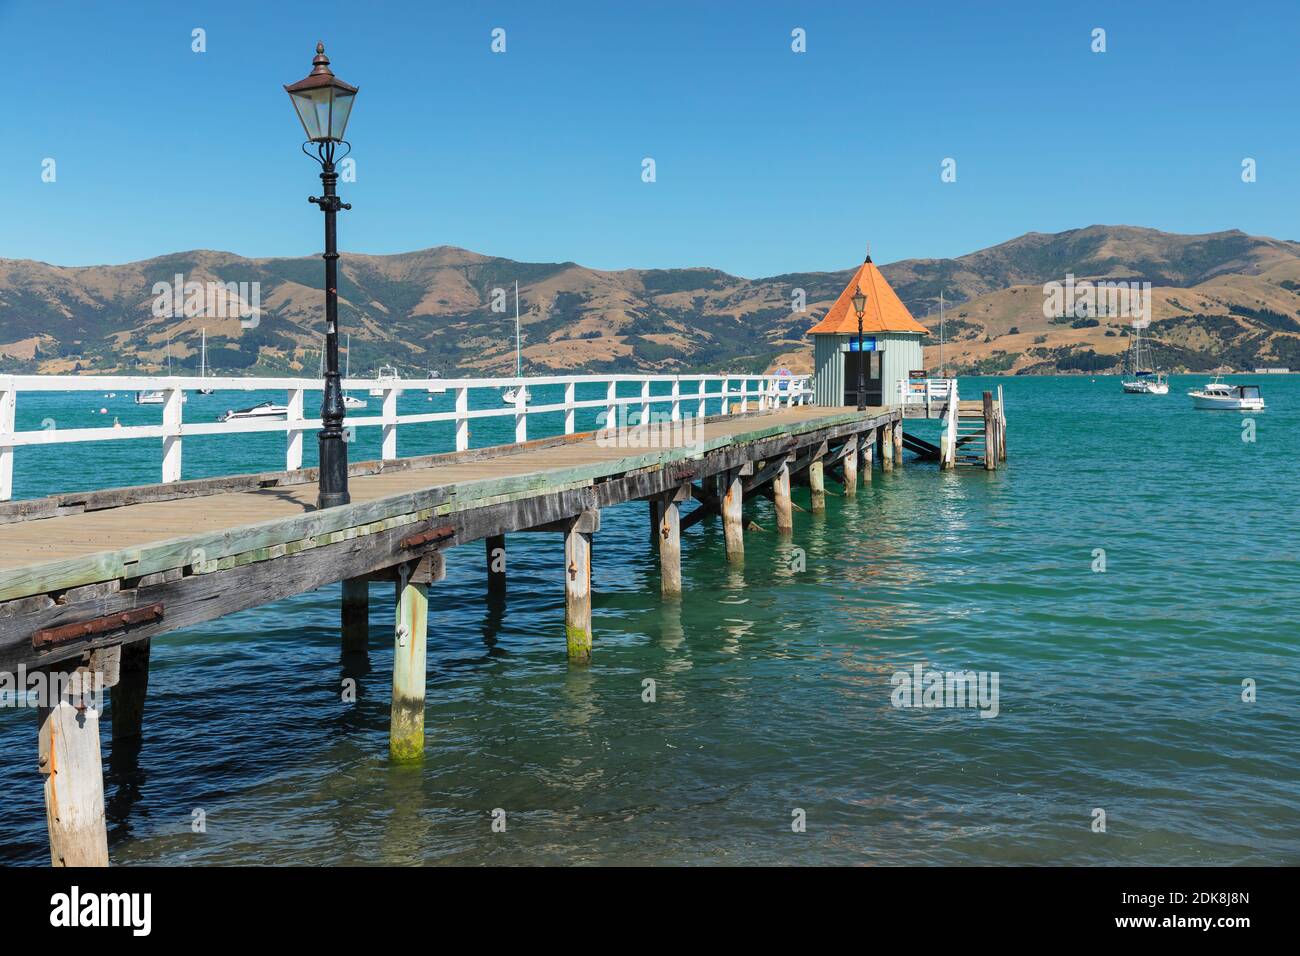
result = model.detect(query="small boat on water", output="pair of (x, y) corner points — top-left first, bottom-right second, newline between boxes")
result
(217, 401), (289, 423)
(1188, 376), (1265, 410)
(502, 281), (531, 405)
(369, 365), (400, 396)
(197, 328), (214, 394)
(1120, 325), (1167, 394)
(343, 395), (367, 410)
(135, 390), (165, 405)
(426, 370), (445, 394)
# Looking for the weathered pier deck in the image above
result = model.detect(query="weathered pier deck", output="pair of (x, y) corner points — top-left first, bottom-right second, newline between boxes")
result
(0, 392), (917, 865)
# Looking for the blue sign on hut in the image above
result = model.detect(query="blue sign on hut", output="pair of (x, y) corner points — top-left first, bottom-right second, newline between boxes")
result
(808, 254), (929, 407)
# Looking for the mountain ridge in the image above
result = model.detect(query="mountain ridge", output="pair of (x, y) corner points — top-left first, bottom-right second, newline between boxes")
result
(3, 225), (1299, 377)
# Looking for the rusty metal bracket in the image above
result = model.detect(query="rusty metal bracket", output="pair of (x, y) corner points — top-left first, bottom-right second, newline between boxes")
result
(32, 603), (164, 650)
(398, 523), (456, 550)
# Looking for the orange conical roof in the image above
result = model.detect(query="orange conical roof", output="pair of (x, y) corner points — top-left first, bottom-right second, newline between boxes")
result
(807, 257), (929, 336)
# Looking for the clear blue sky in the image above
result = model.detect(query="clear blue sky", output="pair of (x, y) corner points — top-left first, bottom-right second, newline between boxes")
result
(1, 0), (1296, 277)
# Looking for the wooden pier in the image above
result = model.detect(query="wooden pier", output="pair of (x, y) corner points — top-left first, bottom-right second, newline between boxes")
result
(1, 399), (912, 866)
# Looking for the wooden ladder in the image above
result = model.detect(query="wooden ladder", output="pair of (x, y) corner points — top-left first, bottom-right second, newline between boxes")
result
(953, 391), (1005, 469)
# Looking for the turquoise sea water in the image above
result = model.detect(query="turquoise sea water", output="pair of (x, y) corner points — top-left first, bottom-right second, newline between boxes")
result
(1, 375), (1297, 865)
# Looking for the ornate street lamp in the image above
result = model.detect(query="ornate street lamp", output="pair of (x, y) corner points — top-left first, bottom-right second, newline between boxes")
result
(851, 285), (868, 410)
(286, 42), (358, 509)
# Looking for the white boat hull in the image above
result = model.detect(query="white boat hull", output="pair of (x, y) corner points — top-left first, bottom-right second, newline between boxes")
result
(1190, 394), (1264, 411)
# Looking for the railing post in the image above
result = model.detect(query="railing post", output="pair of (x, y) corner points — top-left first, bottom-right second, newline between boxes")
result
(698, 379), (707, 420)
(740, 379), (749, 414)
(455, 386), (469, 451)
(381, 387), (398, 460)
(758, 378), (767, 412)
(670, 377), (681, 422)
(639, 379), (651, 426)
(564, 380), (576, 435)
(285, 387), (305, 471)
(605, 380), (618, 431)
(161, 386), (183, 483)
(514, 384), (527, 444)
(0, 378), (15, 502)
(722, 377), (731, 415)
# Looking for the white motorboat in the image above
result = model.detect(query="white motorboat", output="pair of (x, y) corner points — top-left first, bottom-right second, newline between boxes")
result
(343, 395), (367, 410)
(217, 401), (289, 423)
(1188, 377), (1265, 410)
(369, 365), (400, 396)
(501, 281), (531, 405)
(134, 390), (165, 405)
(426, 370), (445, 394)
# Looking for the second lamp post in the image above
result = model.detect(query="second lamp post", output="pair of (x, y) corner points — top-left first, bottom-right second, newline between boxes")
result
(286, 42), (358, 509)
(851, 285), (868, 410)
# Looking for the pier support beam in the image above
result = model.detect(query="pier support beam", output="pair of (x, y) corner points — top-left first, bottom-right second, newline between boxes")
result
(39, 668), (109, 867)
(657, 489), (683, 597)
(773, 460), (793, 534)
(983, 392), (997, 471)
(111, 639), (150, 742)
(722, 467), (744, 562)
(486, 534), (507, 595)
(565, 511), (598, 662)
(341, 578), (369, 656)
(893, 420), (904, 467)
(880, 423), (894, 472)
(648, 499), (661, 549)
(809, 459), (826, 513)
(864, 428), (875, 472)
(842, 436), (858, 496)
(390, 563), (430, 762)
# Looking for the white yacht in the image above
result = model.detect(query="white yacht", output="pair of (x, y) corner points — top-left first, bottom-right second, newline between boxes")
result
(501, 281), (532, 405)
(217, 401), (289, 423)
(369, 365), (400, 396)
(1120, 326), (1167, 394)
(1188, 376), (1265, 410)
(343, 395), (367, 410)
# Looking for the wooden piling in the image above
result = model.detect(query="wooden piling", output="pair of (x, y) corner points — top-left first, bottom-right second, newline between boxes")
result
(39, 669), (109, 866)
(842, 435), (858, 496)
(648, 498), (661, 548)
(893, 419), (904, 466)
(773, 460), (794, 533)
(809, 459), (826, 513)
(880, 422), (894, 472)
(565, 512), (596, 661)
(486, 533), (507, 595)
(864, 428), (875, 471)
(658, 491), (682, 597)
(722, 467), (744, 562)
(983, 391), (997, 471)
(111, 639), (150, 742)
(341, 578), (369, 656)
(390, 565), (428, 762)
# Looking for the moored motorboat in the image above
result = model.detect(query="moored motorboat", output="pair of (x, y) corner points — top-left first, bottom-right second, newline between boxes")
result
(217, 401), (289, 422)
(369, 365), (400, 396)
(1188, 376), (1264, 410)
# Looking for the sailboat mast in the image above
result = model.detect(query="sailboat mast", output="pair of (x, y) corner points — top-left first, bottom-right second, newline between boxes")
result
(514, 280), (521, 378)
(200, 328), (206, 380)
(939, 290), (945, 379)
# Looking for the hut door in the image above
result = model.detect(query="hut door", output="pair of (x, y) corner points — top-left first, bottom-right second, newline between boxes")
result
(842, 351), (882, 406)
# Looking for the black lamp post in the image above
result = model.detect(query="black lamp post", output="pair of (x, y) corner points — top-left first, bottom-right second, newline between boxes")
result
(286, 42), (358, 509)
(851, 285), (868, 410)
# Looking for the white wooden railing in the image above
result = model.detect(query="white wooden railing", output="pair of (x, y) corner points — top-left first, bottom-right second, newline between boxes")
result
(0, 372), (809, 501)
(896, 377), (957, 416)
